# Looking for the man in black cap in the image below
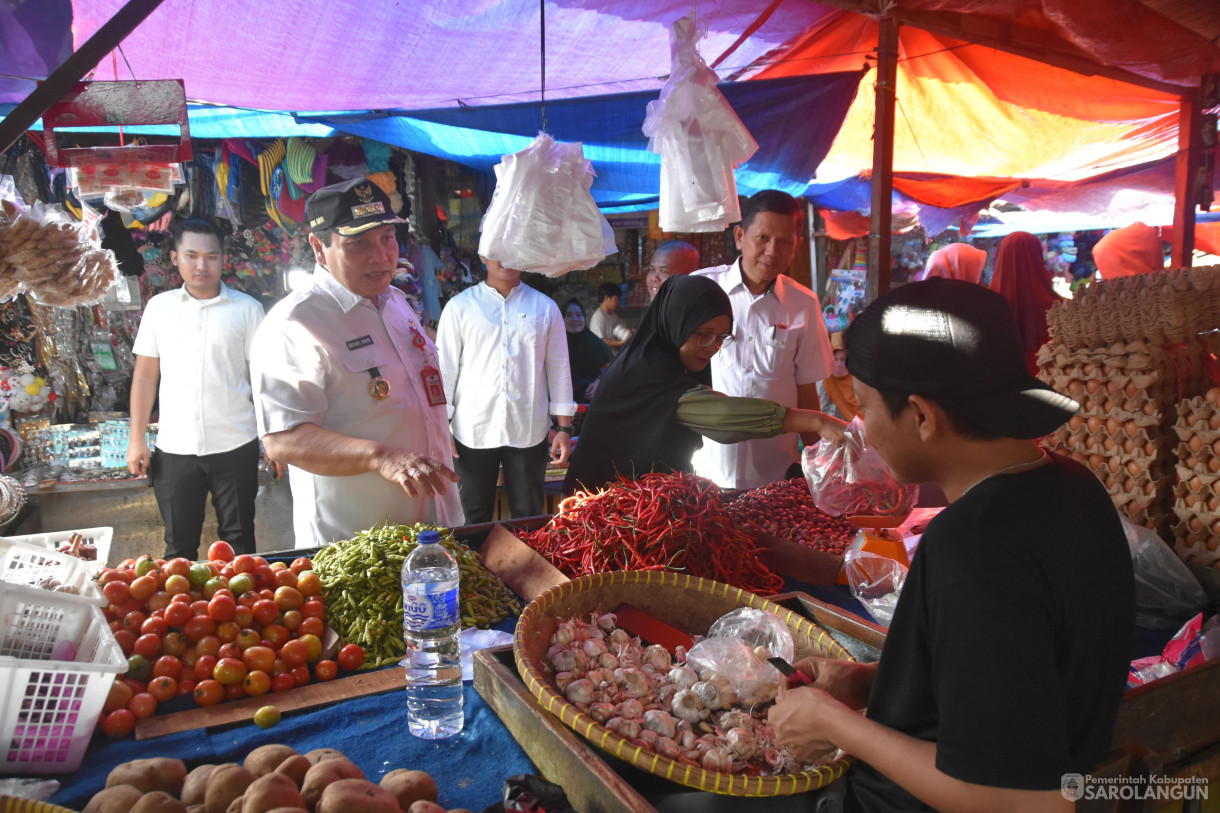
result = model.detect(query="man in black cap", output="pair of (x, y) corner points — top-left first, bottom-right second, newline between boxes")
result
(251, 177), (463, 546)
(769, 279), (1134, 812)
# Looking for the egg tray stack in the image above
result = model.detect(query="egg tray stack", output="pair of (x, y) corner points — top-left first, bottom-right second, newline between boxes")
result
(1047, 265), (1220, 348)
(1040, 340), (1216, 535)
(1172, 392), (1220, 569)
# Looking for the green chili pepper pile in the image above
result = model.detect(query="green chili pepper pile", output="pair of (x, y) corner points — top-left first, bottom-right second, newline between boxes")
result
(312, 523), (521, 669)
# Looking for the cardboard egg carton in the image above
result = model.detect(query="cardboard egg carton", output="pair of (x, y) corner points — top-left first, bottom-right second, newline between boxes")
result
(1172, 523), (1220, 568)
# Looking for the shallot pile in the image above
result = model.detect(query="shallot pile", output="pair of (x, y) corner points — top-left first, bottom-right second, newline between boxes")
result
(724, 478), (857, 555)
(542, 610), (825, 777)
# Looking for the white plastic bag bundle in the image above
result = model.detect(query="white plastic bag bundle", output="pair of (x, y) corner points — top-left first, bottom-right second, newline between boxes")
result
(642, 11), (758, 233)
(478, 133), (617, 278)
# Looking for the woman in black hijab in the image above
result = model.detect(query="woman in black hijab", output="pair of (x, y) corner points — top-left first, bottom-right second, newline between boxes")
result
(564, 275), (846, 494)
(562, 299), (614, 403)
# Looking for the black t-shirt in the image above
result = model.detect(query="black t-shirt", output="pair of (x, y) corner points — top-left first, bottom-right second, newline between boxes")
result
(847, 453), (1135, 813)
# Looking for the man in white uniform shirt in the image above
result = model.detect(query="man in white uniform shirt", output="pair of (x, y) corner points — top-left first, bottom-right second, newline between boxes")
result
(251, 178), (462, 547)
(127, 219), (267, 559)
(692, 190), (834, 489)
(436, 258), (575, 523)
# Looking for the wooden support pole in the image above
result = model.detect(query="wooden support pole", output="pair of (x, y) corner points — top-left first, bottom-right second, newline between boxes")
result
(1171, 96), (1201, 269)
(868, 17), (899, 301)
(0, 0), (168, 154)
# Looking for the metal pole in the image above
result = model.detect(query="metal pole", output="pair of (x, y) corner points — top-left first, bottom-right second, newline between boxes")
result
(868, 17), (898, 302)
(1171, 95), (1201, 269)
(0, 0), (168, 154)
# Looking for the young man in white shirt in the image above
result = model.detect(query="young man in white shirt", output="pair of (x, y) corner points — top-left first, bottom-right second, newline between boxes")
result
(692, 190), (835, 490)
(436, 258), (575, 523)
(126, 219), (269, 560)
(587, 282), (633, 349)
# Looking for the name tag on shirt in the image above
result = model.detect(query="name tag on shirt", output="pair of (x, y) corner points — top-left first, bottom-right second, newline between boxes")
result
(421, 365), (446, 406)
(345, 335), (374, 351)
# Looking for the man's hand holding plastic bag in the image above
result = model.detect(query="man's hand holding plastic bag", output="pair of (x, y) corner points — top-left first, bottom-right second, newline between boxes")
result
(802, 417), (917, 519)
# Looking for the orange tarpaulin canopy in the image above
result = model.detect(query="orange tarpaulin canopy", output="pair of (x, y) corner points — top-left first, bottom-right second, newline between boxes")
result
(755, 11), (1182, 186)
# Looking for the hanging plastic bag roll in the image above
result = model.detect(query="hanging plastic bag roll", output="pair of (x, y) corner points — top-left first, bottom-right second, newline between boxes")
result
(642, 10), (758, 234)
(479, 133), (617, 278)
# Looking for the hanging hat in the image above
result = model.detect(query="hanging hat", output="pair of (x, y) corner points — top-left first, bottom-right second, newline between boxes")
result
(286, 138), (318, 187)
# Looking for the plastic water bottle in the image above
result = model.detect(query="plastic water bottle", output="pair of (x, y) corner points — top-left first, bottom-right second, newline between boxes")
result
(401, 530), (464, 739)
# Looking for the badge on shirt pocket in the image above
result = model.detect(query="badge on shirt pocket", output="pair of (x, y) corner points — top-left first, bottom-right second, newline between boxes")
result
(421, 365), (446, 406)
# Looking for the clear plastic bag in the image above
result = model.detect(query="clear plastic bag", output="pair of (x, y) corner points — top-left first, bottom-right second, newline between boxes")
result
(0, 195), (118, 307)
(642, 11), (758, 234)
(802, 417), (918, 519)
(843, 550), (907, 627)
(686, 636), (782, 707)
(1122, 517), (1208, 629)
(478, 133), (617, 277)
(706, 607), (794, 663)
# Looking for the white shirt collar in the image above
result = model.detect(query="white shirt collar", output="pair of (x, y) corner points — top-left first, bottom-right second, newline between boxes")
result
(726, 257), (778, 299)
(311, 262), (396, 313)
(174, 282), (232, 305)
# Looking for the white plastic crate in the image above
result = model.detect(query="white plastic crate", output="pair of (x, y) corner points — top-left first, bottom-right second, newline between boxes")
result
(0, 589), (126, 774)
(0, 538), (106, 607)
(0, 527), (113, 570)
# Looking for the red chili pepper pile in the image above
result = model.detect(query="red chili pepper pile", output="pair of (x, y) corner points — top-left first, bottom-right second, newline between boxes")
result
(518, 471), (783, 595)
(723, 478), (857, 555)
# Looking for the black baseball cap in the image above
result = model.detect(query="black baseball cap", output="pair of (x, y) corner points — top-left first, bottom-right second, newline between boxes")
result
(306, 177), (406, 236)
(843, 278), (1078, 439)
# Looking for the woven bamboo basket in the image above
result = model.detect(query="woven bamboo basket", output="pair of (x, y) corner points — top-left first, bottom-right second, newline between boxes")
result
(514, 570), (855, 796)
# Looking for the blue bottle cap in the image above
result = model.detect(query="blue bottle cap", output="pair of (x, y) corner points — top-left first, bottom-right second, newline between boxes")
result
(417, 530), (441, 544)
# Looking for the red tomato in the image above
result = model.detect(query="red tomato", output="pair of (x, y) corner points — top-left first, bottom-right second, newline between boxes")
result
(147, 676), (177, 703)
(251, 599), (279, 627)
(163, 602), (192, 629)
(113, 629), (137, 656)
(181, 647), (199, 669)
(213, 657), (248, 685)
(161, 632), (188, 657)
(233, 606), (255, 630)
(289, 557), (313, 575)
(217, 642), (242, 662)
(313, 660), (338, 681)
(273, 569), (297, 590)
(208, 594), (236, 622)
(102, 580), (130, 606)
(164, 574), (191, 596)
(128, 692), (157, 719)
(152, 655), (182, 680)
(270, 658), (290, 677)
(140, 616), (169, 638)
(270, 673), (296, 693)
(194, 654), (219, 681)
(101, 708), (135, 738)
(281, 610), (302, 631)
(176, 676), (196, 697)
(181, 615), (217, 643)
(262, 623), (291, 649)
(296, 571), (321, 597)
(102, 679), (134, 714)
(235, 628), (261, 651)
(99, 568), (134, 585)
(252, 565), (277, 591)
(133, 633), (162, 660)
(290, 665), (311, 687)
(279, 639), (309, 667)
(189, 600), (210, 617)
(115, 597), (145, 618)
(242, 645), (276, 673)
(163, 558), (192, 578)
(216, 621), (240, 644)
(297, 616), (325, 639)
(193, 634), (220, 657)
(273, 586), (304, 611)
(121, 611), (147, 634)
(232, 554), (257, 574)
(194, 679), (224, 706)
(225, 683), (248, 701)
(169, 591), (193, 605)
(146, 590), (173, 613)
(207, 541), (235, 563)
(243, 669), (271, 697)
(337, 644), (365, 672)
(300, 599), (325, 620)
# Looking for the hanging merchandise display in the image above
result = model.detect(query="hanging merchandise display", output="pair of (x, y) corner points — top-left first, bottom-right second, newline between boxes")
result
(642, 10), (758, 233)
(478, 133), (617, 277)
(0, 194), (120, 307)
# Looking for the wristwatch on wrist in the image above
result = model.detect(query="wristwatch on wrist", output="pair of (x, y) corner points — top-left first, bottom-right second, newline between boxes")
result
(552, 421), (572, 435)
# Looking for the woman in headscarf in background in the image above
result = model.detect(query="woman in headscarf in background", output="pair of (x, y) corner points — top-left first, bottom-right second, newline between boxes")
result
(990, 231), (1060, 376)
(564, 275), (846, 494)
(1092, 222), (1164, 279)
(562, 299), (614, 403)
(919, 242), (988, 284)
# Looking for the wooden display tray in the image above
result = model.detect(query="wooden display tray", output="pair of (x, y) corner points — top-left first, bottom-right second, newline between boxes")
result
(473, 591), (885, 813)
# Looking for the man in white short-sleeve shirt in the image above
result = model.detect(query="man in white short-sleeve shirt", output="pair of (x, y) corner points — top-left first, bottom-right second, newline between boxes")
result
(127, 219), (268, 560)
(692, 190), (834, 489)
(251, 178), (462, 547)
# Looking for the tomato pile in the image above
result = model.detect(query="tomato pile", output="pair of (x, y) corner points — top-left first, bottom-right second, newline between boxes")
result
(724, 478), (858, 555)
(95, 541), (366, 738)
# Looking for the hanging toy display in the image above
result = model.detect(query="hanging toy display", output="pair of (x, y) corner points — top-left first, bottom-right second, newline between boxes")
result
(0, 367), (55, 414)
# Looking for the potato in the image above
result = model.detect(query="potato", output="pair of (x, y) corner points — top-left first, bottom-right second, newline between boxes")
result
(183, 764), (218, 806)
(244, 744), (299, 777)
(380, 769), (438, 810)
(274, 754), (312, 788)
(83, 784), (144, 813)
(407, 802), (447, 813)
(316, 778), (400, 813)
(301, 758), (365, 810)
(205, 764), (256, 813)
(106, 757), (188, 797)
(303, 748), (345, 765)
(242, 772), (306, 813)
(132, 791), (188, 813)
